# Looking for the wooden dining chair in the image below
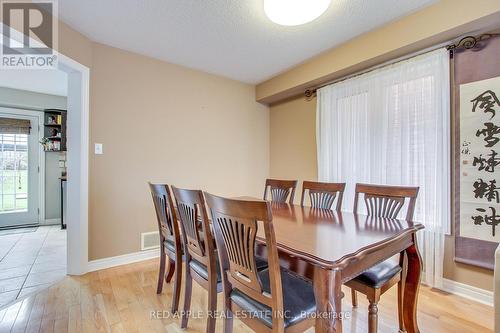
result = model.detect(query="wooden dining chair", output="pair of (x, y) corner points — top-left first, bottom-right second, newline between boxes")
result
(300, 181), (346, 210)
(205, 193), (316, 333)
(171, 186), (220, 333)
(346, 183), (419, 333)
(148, 183), (182, 313)
(263, 178), (298, 204)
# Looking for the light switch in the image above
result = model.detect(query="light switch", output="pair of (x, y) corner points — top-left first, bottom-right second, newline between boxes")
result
(95, 143), (103, 155)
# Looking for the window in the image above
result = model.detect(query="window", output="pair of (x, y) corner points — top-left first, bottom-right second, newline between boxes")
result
(317, 48), (450, 288)
(0, 133), (29, 213)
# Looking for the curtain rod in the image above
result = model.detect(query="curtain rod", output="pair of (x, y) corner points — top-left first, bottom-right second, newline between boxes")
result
(304, 33), (499, 100)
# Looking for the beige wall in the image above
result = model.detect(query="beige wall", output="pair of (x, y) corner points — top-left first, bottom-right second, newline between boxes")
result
(1, 1), (494, 289)
(2, 15), (269, 260)
(270, 97), (317, 201)
(58, 21), (93, 68)
(270, 96), (493, 291)
(89, 43), (269, 260)
(257, 0), (500, 104)
(54, 1), (500, 290)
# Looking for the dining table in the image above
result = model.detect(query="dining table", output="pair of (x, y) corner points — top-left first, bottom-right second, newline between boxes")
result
(247, 200), (425, 333)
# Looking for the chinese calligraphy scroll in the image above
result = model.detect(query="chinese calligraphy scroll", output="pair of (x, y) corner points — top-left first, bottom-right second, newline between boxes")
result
(460, 77), (500, 243)
(454, 35), (500, 270)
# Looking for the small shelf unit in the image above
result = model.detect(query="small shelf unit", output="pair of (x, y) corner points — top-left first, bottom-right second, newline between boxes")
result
(43, 109), (67, 152)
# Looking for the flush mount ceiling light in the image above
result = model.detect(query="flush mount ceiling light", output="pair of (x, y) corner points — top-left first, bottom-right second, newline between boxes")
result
(264, 0), (331, 26)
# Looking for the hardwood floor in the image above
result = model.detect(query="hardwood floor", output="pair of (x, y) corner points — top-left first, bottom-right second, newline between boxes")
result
(0, 258), (493, 333)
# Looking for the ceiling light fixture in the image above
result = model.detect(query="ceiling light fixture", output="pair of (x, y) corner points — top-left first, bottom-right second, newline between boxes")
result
(264, 0), (331, 26)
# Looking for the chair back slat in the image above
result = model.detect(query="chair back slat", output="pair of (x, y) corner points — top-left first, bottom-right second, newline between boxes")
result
(148, 183), (178, 245)
(178, 202), (204, 257)
(263, 179), (297, 204)
(271, 187), (290, 203)
(216, 215), (262, 294)
(364, 195), (404, 219)
(172, 187), (214, 265)
(311, 191), (335, 209)
(354, 183), (419, 221)
(301, 181), (345, 210)
(205, 194), (283, 309)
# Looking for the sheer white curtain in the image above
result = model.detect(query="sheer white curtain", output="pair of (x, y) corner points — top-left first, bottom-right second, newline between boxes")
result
(317, 48), (450, 288)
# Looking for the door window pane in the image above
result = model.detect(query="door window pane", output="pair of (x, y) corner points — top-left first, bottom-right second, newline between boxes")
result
(0, 133), (29, 213)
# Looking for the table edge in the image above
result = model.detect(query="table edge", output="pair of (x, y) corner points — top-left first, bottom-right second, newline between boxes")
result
(257, 223), (424, 270)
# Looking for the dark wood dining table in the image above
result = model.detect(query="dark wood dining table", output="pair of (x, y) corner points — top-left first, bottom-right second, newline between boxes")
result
(250, 200), (425, 333)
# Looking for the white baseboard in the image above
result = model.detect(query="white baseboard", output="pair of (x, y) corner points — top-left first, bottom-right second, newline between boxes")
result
(442, 278), (493, 306)
(87, 248), (160, 273)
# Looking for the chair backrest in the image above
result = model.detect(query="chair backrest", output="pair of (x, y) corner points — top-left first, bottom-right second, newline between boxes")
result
(263, 178), (298, 204)
(353, 183), (419, 221)
(300, 181), (346, 210)
(171, 186), (215, 267)
(148, 183), (180, 249)
(205, 193), (285, 324)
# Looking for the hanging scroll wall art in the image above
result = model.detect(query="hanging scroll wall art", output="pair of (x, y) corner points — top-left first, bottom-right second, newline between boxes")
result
(453, 34), (500, 269)
(459, 77), (500, 242)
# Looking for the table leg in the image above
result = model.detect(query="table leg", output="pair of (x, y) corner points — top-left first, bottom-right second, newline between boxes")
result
(313, 266), (343, 333)
(403, 236), (422, 333)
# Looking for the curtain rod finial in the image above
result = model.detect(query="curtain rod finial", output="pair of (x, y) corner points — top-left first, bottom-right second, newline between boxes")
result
(305, 89), (317, 101)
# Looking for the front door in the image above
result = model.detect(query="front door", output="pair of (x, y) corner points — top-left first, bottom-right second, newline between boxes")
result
(0, 110), (40, 228)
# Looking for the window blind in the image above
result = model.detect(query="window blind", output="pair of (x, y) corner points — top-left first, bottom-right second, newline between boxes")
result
(0, 117), (31, 135)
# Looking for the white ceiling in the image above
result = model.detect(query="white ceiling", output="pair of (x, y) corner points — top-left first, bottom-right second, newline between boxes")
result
(0, 69), (68, 96)
(59, 0), (436, 84)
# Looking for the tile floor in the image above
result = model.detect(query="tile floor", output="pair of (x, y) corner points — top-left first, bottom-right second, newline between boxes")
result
(0, 225), (66, 308)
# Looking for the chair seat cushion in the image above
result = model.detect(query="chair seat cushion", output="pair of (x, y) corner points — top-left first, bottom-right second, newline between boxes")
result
(255, 256), (269, 271)
(353, 260), (402, 288)
(190, 256), (269, 283)
(190, 257), (223, 282)
(164, 239), (178, 253)
(230, 268), (316, 328)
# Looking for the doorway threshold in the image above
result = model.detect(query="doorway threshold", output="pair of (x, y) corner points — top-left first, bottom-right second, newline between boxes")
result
(0, 223), (40, 231)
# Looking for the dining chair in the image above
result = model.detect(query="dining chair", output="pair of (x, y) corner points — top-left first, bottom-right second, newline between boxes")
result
(346, 183), (419, 333)
(148, 183), (182, 313)
(300, 180), (346, 210)
(263, 178), (298, 204)
(205, 193), (316, 333)
(171, 186), (220, 333)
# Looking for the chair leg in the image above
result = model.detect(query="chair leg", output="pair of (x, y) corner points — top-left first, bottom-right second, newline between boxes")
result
(368, 300), (379, 333)
(165, 258), (175, 283)
(397, 280), (406, 333)
(223, 310), (233, 333)
(156, 252), (166, 294)
(171, 256), (182, 313)
(351, 288), (358, 307)
(288, 257), (298, 274)
(206, 279), (218, 333)
(181, 265), (193, 329)
(398, 252), (407, 333)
